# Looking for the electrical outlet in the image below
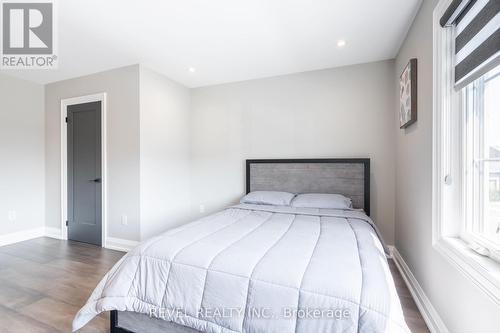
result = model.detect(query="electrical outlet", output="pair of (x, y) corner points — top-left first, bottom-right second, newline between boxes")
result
(8, 210), (16, 222)
(121, 215), (128, 226)
(199, 205), (205, 213)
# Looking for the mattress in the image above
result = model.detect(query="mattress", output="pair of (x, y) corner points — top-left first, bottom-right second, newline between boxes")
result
(73, 203), (409, 333)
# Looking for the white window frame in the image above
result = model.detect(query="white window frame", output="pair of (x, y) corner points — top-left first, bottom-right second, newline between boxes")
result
(432, 0), (500, 306)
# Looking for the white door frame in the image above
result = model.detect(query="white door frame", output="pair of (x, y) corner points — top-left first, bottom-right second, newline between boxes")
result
(60, 93), (108, 248)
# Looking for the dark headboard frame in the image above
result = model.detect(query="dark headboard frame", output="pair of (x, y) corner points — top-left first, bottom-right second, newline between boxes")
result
(246, 158), (370, 216)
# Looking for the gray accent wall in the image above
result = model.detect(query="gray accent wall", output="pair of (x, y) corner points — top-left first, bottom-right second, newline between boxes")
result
(0, 74), (45, 236)
(45, 65), (141, 241)
(190, 60), (396, 244)
(395, 1), (498, 332)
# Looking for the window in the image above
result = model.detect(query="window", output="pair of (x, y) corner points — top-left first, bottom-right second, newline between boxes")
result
(463, 65), (500, 261)
(433, 0), (500, 304)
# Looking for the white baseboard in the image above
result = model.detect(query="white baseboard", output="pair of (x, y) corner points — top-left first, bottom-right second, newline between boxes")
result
(0, 227), (46, 247)
(387, 245), (395, 259)
(392, 247), (449, 333)
(45, 227), (64, 239)
(46, 229), (140, 252)
(105, 237), (140, 252)
(0, 227), (138, 253)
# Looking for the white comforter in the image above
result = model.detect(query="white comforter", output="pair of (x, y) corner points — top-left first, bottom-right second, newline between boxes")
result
(73, 204), (410, 333)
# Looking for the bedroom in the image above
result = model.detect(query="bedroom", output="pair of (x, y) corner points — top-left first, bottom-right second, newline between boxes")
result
(0, 0), (499, 332)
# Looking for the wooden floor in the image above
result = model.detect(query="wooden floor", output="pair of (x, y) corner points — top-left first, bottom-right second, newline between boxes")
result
(0, 237), (429, 333)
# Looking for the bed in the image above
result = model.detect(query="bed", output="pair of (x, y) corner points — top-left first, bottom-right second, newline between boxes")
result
(73, 158), (409, 333)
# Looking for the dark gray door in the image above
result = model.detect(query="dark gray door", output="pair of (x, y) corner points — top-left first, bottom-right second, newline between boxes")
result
(67, 101), (102, 246)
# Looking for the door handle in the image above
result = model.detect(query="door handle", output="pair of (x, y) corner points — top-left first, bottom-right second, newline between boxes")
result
(89, 178), (101, 183)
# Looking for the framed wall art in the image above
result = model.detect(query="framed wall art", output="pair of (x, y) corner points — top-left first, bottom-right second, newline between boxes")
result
(399, 58), (417, 128)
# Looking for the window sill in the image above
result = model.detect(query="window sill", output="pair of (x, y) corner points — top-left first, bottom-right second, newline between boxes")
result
(434, 237), (500, 306)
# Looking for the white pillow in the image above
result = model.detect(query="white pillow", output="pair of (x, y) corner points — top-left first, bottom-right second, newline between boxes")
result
(291, 193), (352, 209)
(240, 191), (295, 206)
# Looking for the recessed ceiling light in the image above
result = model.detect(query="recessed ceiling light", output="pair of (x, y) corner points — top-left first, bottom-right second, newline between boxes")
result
(337, 40), (346, 48)
(188, 67), (196, 73)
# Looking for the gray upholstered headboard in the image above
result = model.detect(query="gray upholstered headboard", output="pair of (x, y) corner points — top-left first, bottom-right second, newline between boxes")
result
(246, 159), (370, 215)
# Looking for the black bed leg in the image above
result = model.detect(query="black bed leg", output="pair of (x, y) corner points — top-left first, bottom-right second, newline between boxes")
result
(110, 310), (118, 333)
(110, 310), (136, 333)
(111, 310), (135, 333)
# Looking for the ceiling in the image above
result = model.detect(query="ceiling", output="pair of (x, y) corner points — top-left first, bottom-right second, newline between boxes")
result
(1, 0), (422, 87)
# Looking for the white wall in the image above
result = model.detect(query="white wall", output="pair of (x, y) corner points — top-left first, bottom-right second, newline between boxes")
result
(43, 61), (397, 245)
(139, 66), (192, 240)
(45, 65), (141, 241)
(44, 65), (192, 243)
(0, 74), (45, 236)
(190, 60), (397, 244)
(395, 1), (499, 332)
